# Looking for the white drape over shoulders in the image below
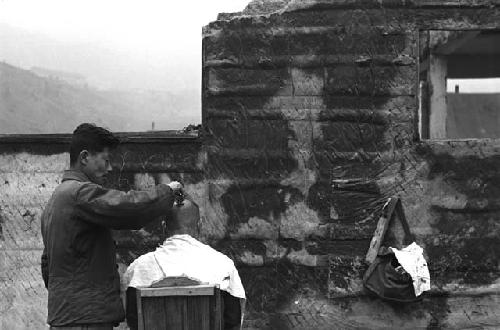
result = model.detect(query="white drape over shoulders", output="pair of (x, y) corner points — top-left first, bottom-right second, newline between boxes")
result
(123, 234), (246, 299)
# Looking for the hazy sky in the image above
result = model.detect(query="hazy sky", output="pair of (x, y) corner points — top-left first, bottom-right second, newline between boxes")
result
(0, 0), (250, 90)
(448, 78), (500, 93)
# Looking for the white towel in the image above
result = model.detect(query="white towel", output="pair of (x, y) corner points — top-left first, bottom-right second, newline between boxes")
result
(390, 242), (431, 296)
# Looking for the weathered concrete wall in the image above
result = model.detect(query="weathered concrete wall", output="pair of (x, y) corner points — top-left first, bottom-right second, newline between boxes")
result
(203, 1), (500, 328)
(0, 136), (203, 329)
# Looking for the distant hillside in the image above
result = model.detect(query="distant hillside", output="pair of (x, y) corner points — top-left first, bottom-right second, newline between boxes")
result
(0, 62), (200, 134)
(447, 93), (500, 138)
(30, 66), (88, 87)
(100, 89), (200, 132)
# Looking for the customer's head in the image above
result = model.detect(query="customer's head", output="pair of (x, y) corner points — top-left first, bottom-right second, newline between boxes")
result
(164, 199), (200, 238)
(70, 123), (120, 185)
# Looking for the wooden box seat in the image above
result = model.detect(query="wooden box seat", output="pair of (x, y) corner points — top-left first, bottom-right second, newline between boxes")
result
(128, 277), (222, 330)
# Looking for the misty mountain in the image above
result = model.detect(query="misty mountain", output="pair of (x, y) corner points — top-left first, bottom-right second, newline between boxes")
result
(0, 62), (200, 134)
(30, 66), (88, 87)
(0, 22), (199, 92)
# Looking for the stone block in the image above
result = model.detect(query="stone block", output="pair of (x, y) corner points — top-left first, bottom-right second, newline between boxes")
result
(314, 121), (390, 152)
(111, 143), (203, 174)
(220, 183), (303, 229)
(206, 68), (292, 96)
(321, 95), (416, 124)
(204, 29), (289, 62)
(312, 150), (397, 178)
(206, 151), (297, 180)
(279, 202), (326, 240)
(229, 217), (279, 240)
(286, 28), (414, 57)
(214, 239), (267, 266)
(325, 65), (416, 96)
(424, 235), (500, 284)
(426, 153), (500, 191)
(291, 68), (324, 96)
(328, 255), (367, 297)
(328, 222), (377, 240)
(306, 239), (369, 257)
(205, 118), (293, 150)
(278, 7), (406, 29)
(329, 190), (385, 223)
(238, 262), (329, 314)
(304, 180), (334, 222)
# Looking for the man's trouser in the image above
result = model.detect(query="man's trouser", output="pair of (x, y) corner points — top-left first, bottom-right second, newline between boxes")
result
(49, 324), (114, 330)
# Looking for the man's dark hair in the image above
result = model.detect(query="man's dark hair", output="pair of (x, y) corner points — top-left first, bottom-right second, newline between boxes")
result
(70, 123), (120, 165)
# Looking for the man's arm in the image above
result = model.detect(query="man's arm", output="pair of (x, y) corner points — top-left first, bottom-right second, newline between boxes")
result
(41, 246), (49, 289)
(74, 182), (175, 229)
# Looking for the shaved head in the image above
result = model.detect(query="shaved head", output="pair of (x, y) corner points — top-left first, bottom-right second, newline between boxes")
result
(165, 199), (200, 238)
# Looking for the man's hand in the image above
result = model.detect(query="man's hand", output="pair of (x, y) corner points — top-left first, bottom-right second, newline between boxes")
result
(166, 181), (198, 207)
(167, 181), (183, 193)
(168, 181), (185, 205)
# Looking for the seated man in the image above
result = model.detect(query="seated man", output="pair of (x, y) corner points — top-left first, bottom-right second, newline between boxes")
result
(123, 196), (245, 330)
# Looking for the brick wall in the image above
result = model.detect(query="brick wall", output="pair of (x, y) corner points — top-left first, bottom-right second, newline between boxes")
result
(203, 1), (500, 328)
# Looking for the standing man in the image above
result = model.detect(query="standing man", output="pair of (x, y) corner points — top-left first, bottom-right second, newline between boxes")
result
(41, 123), (182, 329)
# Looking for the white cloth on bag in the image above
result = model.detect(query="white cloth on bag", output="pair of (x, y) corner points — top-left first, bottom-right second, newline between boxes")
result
(122, 234), (246, 299)
(390, 242), (431, 296)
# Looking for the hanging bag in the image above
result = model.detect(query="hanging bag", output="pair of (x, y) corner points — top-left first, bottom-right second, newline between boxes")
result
(363, 197), (422, 303)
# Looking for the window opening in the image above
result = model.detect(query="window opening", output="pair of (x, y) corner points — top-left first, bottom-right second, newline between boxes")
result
(419, 30), (500, 139)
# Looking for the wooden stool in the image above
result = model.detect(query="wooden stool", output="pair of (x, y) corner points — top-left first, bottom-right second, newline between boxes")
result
(134, 284), (222, 330)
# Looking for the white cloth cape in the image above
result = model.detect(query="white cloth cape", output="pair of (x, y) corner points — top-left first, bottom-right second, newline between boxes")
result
(122, 234), (246, 299)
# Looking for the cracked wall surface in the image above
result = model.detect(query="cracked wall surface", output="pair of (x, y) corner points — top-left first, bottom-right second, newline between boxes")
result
(203, 0), (500, 328)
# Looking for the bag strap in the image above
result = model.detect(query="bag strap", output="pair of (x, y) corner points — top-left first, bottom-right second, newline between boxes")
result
(365, 197), (414, 264)
(393, 198), (414, 244)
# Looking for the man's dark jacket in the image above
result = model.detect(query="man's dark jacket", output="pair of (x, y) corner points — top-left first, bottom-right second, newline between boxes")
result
(41, 170), (175, 326)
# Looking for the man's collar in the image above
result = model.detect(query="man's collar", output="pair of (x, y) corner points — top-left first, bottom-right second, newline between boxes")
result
(62, 169), (91, 183)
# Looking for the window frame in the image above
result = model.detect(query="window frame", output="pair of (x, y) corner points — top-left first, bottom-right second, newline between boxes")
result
(418, 28), (500, 141)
